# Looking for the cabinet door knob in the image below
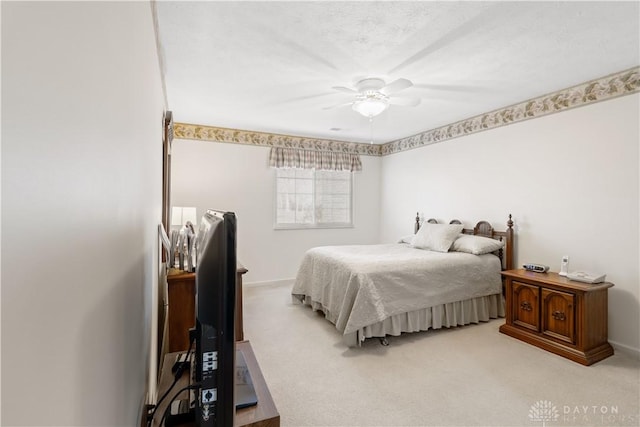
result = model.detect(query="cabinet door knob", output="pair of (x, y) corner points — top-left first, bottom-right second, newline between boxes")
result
(520, 301), (532, 311)
(552, 310), (566, 321)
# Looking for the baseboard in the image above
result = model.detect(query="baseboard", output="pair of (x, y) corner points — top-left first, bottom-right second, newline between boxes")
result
(244, 278), (294, 289)
(609, 340), (640, 360)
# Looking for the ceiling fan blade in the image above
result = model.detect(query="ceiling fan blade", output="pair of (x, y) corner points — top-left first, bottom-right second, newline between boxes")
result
(389, 97), (421, 107)
(380, 78), (413, 95)
(331, 86), (358, 94)
(323, 101), (354, 110)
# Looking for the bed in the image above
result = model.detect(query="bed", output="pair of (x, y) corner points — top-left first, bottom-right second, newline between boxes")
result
(291, 214), (514, 346)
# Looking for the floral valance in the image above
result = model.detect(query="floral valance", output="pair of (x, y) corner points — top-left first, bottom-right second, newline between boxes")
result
(269, 147), (362, 172)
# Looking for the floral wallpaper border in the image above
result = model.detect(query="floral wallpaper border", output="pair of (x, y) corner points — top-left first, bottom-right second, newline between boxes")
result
(381, 67), (639, 155)
(174, 67), (639, 157)
(173, 123), (380, 156)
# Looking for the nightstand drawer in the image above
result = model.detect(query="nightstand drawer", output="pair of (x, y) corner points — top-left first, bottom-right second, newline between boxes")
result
(542, 288), (575, 344)
(512, 281), (539, 331)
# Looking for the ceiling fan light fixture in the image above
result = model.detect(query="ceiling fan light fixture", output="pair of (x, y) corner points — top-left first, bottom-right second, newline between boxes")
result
(352, 92), (389, 118)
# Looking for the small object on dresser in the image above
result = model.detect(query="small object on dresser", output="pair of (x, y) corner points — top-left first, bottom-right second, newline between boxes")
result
(567, 271), (606, 284)
(523, 263), (549, 273)
(559, 255), (569, 276)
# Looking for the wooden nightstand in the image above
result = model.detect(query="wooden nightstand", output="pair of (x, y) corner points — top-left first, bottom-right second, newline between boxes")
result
(499, 269), (614, 365)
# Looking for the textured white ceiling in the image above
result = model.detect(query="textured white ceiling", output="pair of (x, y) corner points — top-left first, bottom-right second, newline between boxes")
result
(155, 1), (639, 144)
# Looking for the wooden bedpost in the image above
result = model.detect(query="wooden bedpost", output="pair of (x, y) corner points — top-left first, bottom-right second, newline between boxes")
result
(505, 214), (514, 270)
(414, 212), (420, 234)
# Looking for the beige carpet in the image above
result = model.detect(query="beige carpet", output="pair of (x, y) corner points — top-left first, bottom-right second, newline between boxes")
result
(243, 282), (640, 427)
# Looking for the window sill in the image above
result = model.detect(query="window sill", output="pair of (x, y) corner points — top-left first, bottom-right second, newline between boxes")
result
(274, 223), (354, 230)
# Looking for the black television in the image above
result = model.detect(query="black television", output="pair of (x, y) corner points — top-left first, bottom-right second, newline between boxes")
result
(193, 209), (237, 427)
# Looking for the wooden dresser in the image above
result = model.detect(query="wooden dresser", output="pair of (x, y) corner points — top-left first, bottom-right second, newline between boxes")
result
(499, 269), (614, 365)
(167, 263), (248, 352)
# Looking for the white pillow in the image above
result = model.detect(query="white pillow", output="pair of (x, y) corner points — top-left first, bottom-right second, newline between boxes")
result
(451, 234), (504, 255)
(411, 223), (464, 252)
(398, 234), (415, 244)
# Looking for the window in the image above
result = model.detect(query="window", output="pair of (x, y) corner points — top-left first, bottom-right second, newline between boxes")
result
(275, 168), (353, 229)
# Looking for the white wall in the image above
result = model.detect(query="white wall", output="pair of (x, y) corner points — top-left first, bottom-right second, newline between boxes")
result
(380, 94), (640, 354)
(170, 140), (382, 283)
(2, 2), (164, 425)
(171, 95), (638, 354)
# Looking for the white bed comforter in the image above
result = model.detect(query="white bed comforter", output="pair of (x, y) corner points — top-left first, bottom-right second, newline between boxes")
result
(291, 243), (502, 335)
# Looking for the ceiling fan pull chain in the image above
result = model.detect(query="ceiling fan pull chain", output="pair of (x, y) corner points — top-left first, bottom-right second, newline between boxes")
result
(369, 117), (374, 144)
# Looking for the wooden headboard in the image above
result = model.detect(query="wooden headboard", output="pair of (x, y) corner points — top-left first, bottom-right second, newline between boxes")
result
(414, 213), (514, 271)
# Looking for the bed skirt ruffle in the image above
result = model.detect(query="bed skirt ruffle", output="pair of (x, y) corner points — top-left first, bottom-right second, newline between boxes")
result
(293, 293), (505, 347)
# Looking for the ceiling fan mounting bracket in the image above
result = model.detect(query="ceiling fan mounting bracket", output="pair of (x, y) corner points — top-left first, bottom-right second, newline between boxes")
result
(355, 78), (386, 92)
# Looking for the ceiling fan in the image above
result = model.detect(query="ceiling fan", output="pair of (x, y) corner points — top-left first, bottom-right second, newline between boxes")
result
(326, 77), (421, 118)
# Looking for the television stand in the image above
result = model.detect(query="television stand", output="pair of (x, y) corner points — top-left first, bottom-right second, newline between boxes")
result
(152, 341), (279, 427)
